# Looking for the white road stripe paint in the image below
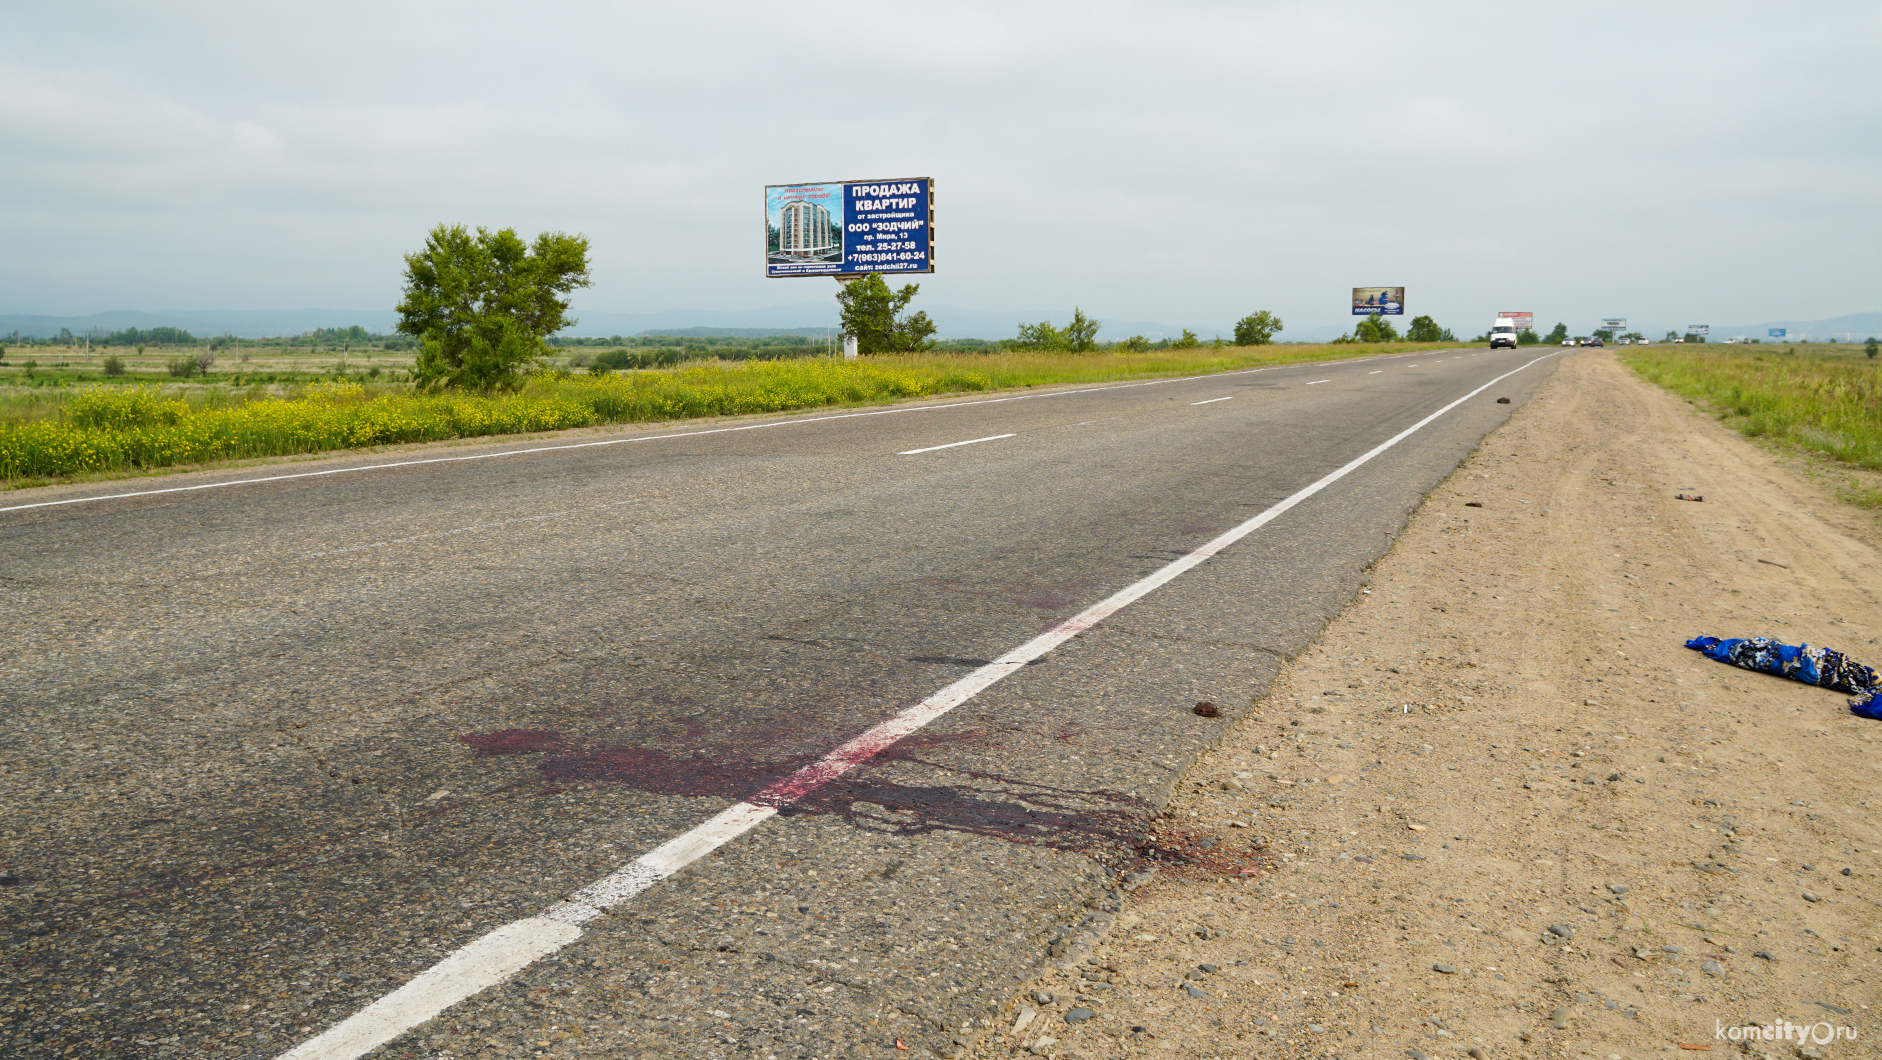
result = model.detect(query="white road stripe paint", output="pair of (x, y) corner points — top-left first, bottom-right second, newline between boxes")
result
(897, 433), (1016, 455)
(274, 349), (1559, 1060)
(1188, 397), (1232, 406)
(1368, 371), (1383, 375)
(1305, 379), (1330, 385)
(0, 348), (1436, 517)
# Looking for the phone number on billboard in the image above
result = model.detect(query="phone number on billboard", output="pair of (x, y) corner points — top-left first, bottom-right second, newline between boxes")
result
(856, 241), (920, 252)
(851, 252), (928, 263)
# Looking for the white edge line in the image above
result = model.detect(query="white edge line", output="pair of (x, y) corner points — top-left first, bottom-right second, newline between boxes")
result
(896, 432), (1016, 455)
(1188, 397), (1232, 406)
(277, 350), (1559, 1060)
(2, 348), (1462, 516)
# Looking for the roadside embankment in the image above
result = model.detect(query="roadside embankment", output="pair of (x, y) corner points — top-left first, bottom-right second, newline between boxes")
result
(981, 350), (1881, 1059)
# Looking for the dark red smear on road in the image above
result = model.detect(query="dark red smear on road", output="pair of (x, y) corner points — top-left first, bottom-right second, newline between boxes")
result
(457, 729), (565, 755)
(458, 725), (1160, 871)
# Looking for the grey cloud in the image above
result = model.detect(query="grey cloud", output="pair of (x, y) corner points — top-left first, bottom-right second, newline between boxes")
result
(1, 1), (1876, 336)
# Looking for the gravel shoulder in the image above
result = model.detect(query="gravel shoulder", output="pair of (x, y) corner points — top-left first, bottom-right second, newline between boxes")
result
(979, 350), (1881, 1059)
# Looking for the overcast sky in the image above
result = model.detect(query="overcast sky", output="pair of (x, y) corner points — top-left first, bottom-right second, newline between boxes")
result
(4, 1), (1878, 336)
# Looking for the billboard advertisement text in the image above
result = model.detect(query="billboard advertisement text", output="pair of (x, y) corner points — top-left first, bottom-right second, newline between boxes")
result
(766, 178), (934, 278)
(1497, 312), (1533, 330)
(1769, 328), (1786, 338)
(1352, 287), (1405, 315)
(1688, 324), (1710, 335)
(1601, 318), (1627, 331)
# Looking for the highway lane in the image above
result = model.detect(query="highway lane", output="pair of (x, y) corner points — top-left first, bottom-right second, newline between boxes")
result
(0, 347), (1557, 1059)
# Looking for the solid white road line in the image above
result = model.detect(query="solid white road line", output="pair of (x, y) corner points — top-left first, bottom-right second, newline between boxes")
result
(1188, 397), (1232, 406)
(274, 350), (1559, 1060)
(897, 433), (1016, 455)
(1305, 379), (1330, 385)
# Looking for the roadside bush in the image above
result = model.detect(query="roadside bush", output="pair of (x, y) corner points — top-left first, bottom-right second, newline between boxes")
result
(167, 356), (196, 378)
(102, 356), (126, 377)
(64, 387), (187, 430)
(1233, 311), (1282, 346)
(1172, 329), (1200, 349)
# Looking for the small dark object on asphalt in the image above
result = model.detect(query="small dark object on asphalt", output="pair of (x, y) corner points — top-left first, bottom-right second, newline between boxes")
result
(1675, 493), (1704, 501)
(1193, 701), (1219, 718)
(1496, 397), (1511, 404)
(1432, 963), (1458, 974)
(1465, 501), (1483, 508)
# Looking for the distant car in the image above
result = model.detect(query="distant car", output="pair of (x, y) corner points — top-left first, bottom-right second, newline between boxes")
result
(1620, 338), (1633, 345)
(1561, 338), (1575, 346)
(1636, 339), (1650, 345)
(1583, 337), (1604, 347)
(1673, 338), (1685, 343)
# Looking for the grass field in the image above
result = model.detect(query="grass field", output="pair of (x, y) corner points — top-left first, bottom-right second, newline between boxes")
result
(1621, 342), (1882, 504)
(0, 341), (1446, 487)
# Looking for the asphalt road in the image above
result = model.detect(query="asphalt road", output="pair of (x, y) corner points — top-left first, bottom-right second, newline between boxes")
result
(0, 346), (1558, 1059)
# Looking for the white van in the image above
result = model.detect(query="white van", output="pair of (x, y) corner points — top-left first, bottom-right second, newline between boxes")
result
(1489, 320), (1519, 349)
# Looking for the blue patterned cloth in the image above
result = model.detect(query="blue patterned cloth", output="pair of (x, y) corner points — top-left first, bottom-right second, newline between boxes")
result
(1686, 635), (1882, 720)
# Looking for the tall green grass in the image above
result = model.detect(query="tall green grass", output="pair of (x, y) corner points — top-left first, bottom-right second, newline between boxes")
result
(0, 342), (1434, 484)
(1622, 346), (1882, 470)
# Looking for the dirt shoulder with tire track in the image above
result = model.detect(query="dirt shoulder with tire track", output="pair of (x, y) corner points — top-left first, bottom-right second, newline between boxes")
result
(980, 350), (1881, 1060)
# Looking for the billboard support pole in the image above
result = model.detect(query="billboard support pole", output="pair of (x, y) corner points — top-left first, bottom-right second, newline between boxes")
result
(843, 335), (858, 361)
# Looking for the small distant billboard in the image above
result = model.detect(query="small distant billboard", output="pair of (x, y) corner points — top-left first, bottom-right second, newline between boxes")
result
(1497, 311), (1533, 330)
(1768, 328), (1786, 338)
(1601, 318), (1627, 331)
(766, 177), (934, 278)
(1353, 287), (1405, 316)
(1688, 324), (1710, 335)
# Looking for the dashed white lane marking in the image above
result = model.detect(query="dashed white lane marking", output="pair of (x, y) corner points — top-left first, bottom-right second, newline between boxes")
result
(0, 351), (1428, 517)
(1305, 379), (1330, 385)
(1369, 371), (1383, 375)
(1188, 397), (1232, 406)
(274, 350), (1560, 1060)
(897, 433), (1016, 455)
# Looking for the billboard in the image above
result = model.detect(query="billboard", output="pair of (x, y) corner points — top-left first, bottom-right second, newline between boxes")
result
(1352, 287), (1405, 315)
(1688, 324), (1710, 335)
(1769, 328), (1786, 338)
(1497, 311), (1533, 330)
(1601, 317), (1627, 331)
(766, 178), (934, 278)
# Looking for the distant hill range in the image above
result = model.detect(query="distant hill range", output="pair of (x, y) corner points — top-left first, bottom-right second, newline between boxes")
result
(5, 307), (1875, 344)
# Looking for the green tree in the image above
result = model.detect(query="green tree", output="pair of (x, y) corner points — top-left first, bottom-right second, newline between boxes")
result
(1544, 323), (1569, 344)
(1592, 328), (1615, 342)
(836, 273), (937, 354)
(397, 224), (592, 391)
(1683, 332), (1707, 344)
(1866, 336), (1878, 359)
(1233, 310), (1283, 346)
(1064, 308), (1101, 352)
(1517, 329), (1539, 345)
(1406, 315), (1444, 342)
(103, 355), (126, 377)
(1664, 330), (1680, 342)
(1014, 320), (1066, 349)
(1172, 329), (1200, 349)
(1118, 335), (1150, 352)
